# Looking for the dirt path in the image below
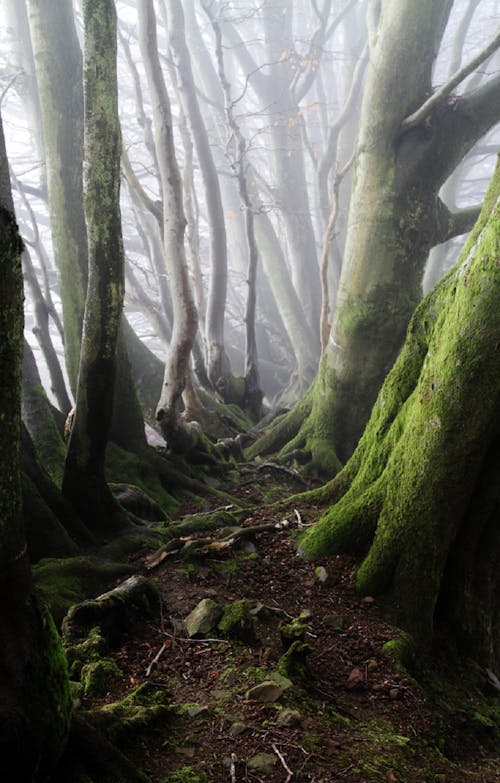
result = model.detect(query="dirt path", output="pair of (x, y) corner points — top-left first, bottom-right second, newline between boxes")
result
(80, 468), (500, 783)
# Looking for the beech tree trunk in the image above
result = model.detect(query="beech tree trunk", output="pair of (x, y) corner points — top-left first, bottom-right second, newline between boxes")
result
(62, 0), (129, 532)
(252, 0), (500, 472)
(0, 109), (72, 783)
(300, 159), (500, 665)
(137, 0), (200, 454)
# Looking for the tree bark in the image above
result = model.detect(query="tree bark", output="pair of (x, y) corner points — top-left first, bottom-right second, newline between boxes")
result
(0, 108), (72, 783)
(252, 0), (500, 471)
(137, 0), (200, 454)
(62, 0), (130, 532)
(300, 159), (500, 665)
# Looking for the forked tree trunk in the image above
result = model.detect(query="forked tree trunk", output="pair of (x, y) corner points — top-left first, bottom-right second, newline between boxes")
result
(251, 0), (500, 472)
(62, 0), (129, 532)
(299, 160), (500, 665)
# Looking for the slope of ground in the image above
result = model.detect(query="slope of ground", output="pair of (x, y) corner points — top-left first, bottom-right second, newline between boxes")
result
(57, 464), (500, 783)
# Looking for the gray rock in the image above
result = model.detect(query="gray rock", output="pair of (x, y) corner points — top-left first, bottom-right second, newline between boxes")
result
(247, 752), (277, 774)
(276, 708), (302, 727)
(184, 598), (222, 637)
(315, 566), (331, 585)
(230, 721), (248, 736)
(245, 680), (285, 702)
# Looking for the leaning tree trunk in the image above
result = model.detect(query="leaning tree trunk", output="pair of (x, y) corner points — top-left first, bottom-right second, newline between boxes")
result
(0, 109), (72, 783)
(137, 0), (200, 454)
(62, 0), (129, 533)
(251, 0), (500, 472)
(299, 159), (500, 665)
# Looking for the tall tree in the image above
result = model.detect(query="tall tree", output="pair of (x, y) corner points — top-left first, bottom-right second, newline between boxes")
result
(299, 157), (500, 665)
(62, 0), (129, 532)
(252, 0), (500, 472)
(137, 0), (200, 453)
(0, 109), (71, 783)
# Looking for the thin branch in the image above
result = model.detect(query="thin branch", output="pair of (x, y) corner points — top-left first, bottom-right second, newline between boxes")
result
(401, 28), (500, 132)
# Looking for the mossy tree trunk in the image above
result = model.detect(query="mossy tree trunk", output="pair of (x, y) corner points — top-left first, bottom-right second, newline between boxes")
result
(62, 0), (130, 533)
(300, 159), (500, 665)
(252, 0), (500, 472)
(0, 110), (72, 782)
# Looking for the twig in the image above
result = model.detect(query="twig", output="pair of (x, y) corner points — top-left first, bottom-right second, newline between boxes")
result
(145, 643), (167, 677)
(272, 744), (293, 781)
(230, 752), (237, 783)
(294, 508), (315, 528)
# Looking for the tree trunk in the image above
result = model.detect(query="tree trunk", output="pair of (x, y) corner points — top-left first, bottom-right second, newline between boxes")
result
(137, 0), (200, 454)
(165, 0), (234, 396)
(299, 159), (500, 665)
(62, 0), (130, 533)
(252, 0), (500, 472)
(27, 0), (88, 391)
(0, 109), (72, 782)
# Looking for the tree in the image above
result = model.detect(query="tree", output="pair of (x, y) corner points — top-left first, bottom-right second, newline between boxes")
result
(62, 0), (130, 532)
(251, 0), (500, 472)
(137, 0), (200, 453)
(0, 108), (71, 783)
(299, 157), (500, 665)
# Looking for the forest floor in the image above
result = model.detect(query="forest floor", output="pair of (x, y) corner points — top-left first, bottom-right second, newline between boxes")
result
(66, 463), (500, 783)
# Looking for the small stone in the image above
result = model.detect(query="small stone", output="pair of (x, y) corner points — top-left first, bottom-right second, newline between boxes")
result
(389, 688), (400, 699)
(361, 595), (376, 605)
(347, 667), (365, 690)
(238, 539), (257, 554)
(315, 566), (330, 585)
(247, 752), (277, 774)
(245, 680), (285, 702)
(184, 598), (222, 637)
(323, 614), (345, 632)
(276, 708), (302, 727)
(177, 747), (196, 758)
(185, 704), (210, 719)
(230, 721), (248, 736)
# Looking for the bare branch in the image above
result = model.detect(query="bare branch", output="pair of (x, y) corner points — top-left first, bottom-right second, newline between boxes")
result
(401, 28), (500, 132)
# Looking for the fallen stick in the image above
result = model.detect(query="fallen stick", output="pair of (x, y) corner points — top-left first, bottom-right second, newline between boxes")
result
(272, 743), (293, 781)
(145, 642), (167, 677)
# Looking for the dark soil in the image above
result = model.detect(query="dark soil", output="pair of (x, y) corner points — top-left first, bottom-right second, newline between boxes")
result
(74, 466), (500, 783)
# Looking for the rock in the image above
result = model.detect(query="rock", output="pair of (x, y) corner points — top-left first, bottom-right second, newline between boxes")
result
(246, 680), (286, 702)
(323, 613), (344, 631)
(389, 688), (400, 700)
(361, 595), (376, 606)
(185, 704), (210, 719)
(315, 566), (331, 585)
(347, 667), (365, 690)
(230, 721), (248, 736)
(270, 672), (293, 691)
(247, 752), (277, 774)
(184, 598), (222, 637)
(276, 708), (302, 727)
(217, 599), (256, 644)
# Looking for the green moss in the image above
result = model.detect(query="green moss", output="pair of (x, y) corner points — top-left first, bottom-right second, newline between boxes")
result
(217, 599), (256, 643)
(33, 555), (136, 624)
(382, 632), (416, 673)
(25, 599), (73, 774)
(105, 442), (178, 514)
(162, 766), (207, 783)
(277, 640), (312, 682)
(81, 658), (122, 697)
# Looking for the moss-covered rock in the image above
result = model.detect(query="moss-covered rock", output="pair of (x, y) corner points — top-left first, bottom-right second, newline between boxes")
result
(217, 600), (256, 644)
(81, 658), (123, 697)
